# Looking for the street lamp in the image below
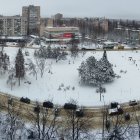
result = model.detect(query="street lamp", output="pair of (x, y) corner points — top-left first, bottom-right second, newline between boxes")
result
(96, 84), (106, 101)
(24, 81), (31, 96)
(102, 94), (106, 140)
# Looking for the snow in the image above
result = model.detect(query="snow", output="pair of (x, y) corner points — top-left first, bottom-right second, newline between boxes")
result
(0, 36), (24, 39)
(1, 45), (140, 107)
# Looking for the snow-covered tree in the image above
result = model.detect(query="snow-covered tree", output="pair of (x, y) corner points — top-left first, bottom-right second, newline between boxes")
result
(96, 50), (115, 84)
(35, 58), (47, 78)
(28, 59), (38, 80)
(7, 73), (16, 90)
(78, 50), (115, 86)
(46, 45), (53, 58)
(34, 46), (48, 59)
(1, 99), (25, 140)
(0, 51), (10, 74)
(70, 34), (79, 59)
(34, 46), (68, 62)
(15, 49), (25, 86)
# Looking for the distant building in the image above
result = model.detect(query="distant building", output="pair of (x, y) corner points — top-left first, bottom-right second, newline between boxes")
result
(53, 13), (63, 20)
(22, 5), (40, 35)
(92, 18), (109, 32)
(93, 18), (100, 30)
(0, 15), (27, 36)
(47, 18), (54, 27)
(100, 19), (109, 32)
(44, 26), (79, 43)
(40, 18), (48, 36)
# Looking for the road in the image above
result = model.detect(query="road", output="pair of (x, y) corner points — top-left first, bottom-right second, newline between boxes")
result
(0, 91), (140, 128)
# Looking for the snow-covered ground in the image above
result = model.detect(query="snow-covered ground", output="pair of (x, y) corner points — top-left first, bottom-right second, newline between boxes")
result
(1, 46), (140, 107)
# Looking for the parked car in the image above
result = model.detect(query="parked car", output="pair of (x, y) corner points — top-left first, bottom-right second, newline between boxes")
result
(108, 102), (123, 116)
(129, 100), (138, 106)
(64, 103), (77, 110)
(117, 45), (124, 49)
(34, 106), (40, 113)
(76, 109), (84, 117)
(43, 101), (53, 108)
(20, 97), (30, 104)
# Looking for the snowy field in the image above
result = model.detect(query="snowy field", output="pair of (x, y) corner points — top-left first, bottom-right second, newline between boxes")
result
(1, 46), (140, 107)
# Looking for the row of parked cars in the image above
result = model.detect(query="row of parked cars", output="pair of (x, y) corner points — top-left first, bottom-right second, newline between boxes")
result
(19, 97), (84, 117)
(19, 97), (138, 117)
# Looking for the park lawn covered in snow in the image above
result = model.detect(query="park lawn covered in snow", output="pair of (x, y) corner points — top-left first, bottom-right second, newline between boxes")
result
(1, 46), (140, 107)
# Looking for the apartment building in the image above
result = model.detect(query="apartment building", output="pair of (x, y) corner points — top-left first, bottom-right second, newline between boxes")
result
(100, 19), (109, 32)
(0, 15), (27, 36)
(53, 13), (63, 20)
(22, 5), (40, 35)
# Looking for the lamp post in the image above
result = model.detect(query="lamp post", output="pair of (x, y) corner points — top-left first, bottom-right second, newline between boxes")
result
(24, 81), (31, 96)
(102, 94), (105, 140)
(97, 84), (105, 101)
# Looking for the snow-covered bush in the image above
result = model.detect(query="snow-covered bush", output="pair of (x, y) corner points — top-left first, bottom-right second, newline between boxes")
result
(78, 50), (115, 86)
(34, 46), (68, 61)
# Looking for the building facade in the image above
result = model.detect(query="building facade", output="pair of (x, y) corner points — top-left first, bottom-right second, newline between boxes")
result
(100, 19), (109, 32)
(53, 13), (63, 20)
(0, 15), (27, 36)
(22, 5), (40, 35)
(44, 26), (79, 43)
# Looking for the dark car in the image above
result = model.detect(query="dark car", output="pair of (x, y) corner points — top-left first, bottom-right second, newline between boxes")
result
(64, 103), (77, 110)
(76, 109), (84, 117)
(43, 101), (53, 108)
(108, 102), (123, 116)
(20, 97), (30, 104)
(129, 100), (138, 106)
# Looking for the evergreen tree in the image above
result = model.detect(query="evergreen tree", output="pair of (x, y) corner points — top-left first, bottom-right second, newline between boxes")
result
(78, 56), (97, 85)
(70, 34), (79, 58)
(78, 51), (115, 86)
(15, 49), (25, 86)
(96, 50), (115, 84)
(46, 45), (53, 58)
(34, 46), (68, 62)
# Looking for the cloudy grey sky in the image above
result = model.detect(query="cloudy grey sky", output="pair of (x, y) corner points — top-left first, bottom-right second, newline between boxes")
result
(0, 0), (140, 20)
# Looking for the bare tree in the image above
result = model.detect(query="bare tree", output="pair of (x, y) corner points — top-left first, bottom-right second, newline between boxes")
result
(35, 58), (47, 78)
(62, 100), (92, 140)
(1, 98), (25, 140)
(103, 102), (140, 140)
(28, 59), (38, 80)
(29, 102), (60, 140)
(7, 73), (16, 90)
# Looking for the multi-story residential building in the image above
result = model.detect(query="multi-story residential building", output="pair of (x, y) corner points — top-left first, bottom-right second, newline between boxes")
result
(22, 5), (40, 35)
(0, 15), (27, 36)
(100, 19), (109, 32)
(53, 13), (63, 20)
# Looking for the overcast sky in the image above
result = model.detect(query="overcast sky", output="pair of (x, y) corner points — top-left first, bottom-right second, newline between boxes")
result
(0, 0), (140, 20)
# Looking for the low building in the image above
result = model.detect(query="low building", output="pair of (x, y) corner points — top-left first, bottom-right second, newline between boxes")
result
(44, 26), (79, 43)
(47, 18), (54, 27)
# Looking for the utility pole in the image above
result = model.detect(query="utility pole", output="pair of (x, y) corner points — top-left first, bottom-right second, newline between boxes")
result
(102, 95), (105, 140)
